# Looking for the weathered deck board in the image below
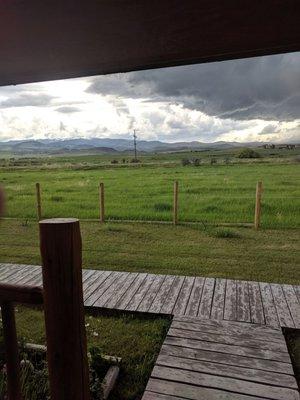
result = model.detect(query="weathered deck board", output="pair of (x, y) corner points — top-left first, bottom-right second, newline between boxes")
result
(282, 284), (300, 329)
(211, 278), (226, 320)
(198, 277), (215, 319)
(248, 281), (265, 324)
(173, 276), (195, 316)
(0, 264), (299, 329)
(236, 280), (251, 322)
(126, 274), (155, 311)
(224, 279), (237, 321)
(117, 272), (148, 310)
(142, 317), (300, 400)
(149, 275), (175, 313)
(259, 282), (280, 327)
(271, 283), (294, 328)
(185, 276), (205, 317)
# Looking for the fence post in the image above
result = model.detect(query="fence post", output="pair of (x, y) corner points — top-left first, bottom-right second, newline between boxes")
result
(1, 301), (22, 400)
(99, 182), (105, 223)
(254, 181), (263, 230)
(173, 181), (179, 225)
(36, 182), (42, 221)
(39, 218), (90, 400)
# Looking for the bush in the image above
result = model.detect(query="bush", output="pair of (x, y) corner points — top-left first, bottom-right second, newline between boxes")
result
(130, 159), (141, 163)
(210, 228), (240, 238)
(192, 158), (201, 166)
(238, 148), (260, 159)
(111, 159), (119, 164)
(210, 157), (217, 165)
(181, 158), (190, 166)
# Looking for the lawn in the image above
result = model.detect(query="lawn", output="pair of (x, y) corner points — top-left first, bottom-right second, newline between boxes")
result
(0, 219), (299, 284)
(12, 307), (169, 400)
(1, 162), (300, 228)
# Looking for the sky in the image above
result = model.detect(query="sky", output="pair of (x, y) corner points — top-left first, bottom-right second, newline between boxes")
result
(0, 52), (299, 144)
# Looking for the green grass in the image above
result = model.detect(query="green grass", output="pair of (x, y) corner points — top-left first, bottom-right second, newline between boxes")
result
(0, 219), (299, 284)
(1, 162), (300, 228)
(13, 307), (169, 400)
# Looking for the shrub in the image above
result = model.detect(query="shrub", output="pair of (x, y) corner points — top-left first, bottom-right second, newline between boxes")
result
(210, 157), (217, 165)
(154, 203), (172, 212)
(111, 159), (119, 164)
(237, 148), (260, 159)
(210, 228), (240, 238)
(181, 158), (190, 166)
(192, 158), (201, 166)
(130, 159), (141, 163)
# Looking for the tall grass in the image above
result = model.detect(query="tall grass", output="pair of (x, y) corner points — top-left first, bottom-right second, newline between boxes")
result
(1, 163), (299, 228)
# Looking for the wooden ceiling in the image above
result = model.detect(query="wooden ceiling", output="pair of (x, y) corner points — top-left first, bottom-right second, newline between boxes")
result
(0, 0), (299, 86)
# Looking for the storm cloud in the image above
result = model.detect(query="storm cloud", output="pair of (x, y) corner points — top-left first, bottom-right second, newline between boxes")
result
(55, 106), (82, 113)
(0, 93), (55, 108)
(87, 53), (300, 122)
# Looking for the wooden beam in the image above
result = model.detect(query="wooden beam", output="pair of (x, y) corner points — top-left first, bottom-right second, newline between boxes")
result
(0, 0), (299, 86)
(39, 218), (90, 400)
(1, 302), (22, 400)
(0, 283), (43, 305)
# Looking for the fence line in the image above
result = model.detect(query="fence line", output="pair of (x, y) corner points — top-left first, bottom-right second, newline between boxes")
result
(34, 181), (263, 228)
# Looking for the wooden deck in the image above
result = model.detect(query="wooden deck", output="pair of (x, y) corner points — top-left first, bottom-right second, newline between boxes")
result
(142, 316), (300, 400)
(0, 263), (299, 329)
(1, 263), (300, 399)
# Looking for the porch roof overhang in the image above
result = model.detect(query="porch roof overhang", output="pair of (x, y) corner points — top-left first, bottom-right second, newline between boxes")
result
(0, 0), (300, 87)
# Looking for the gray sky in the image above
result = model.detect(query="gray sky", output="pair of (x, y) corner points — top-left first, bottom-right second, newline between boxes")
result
(0, 52), (299, 143)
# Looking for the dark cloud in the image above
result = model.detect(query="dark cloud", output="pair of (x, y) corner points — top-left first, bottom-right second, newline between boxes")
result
(259, 123), (279, 135)
(55, 106), (81, 113)
(87, 53), (300, 122)
(0, 93), (54, 108)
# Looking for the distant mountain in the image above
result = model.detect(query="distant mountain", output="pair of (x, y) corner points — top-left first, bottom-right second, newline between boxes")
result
(0, 137), (269, 155)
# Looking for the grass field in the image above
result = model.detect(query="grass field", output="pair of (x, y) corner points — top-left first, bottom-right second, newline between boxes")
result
(0, 149), (299, 399)
(1, 161), (300, 228)
(1, 219), (299, 284)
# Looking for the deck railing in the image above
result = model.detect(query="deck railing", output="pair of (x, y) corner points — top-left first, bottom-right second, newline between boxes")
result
(0, 218), (91, 400)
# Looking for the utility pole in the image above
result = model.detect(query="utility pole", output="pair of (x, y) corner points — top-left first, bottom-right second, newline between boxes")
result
(133, 129), (137, 161)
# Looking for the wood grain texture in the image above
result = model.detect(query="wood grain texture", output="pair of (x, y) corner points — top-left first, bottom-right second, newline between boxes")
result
(39, 218), (90, 400)
(198, 278), (215, 318)
(0, 264), (297, 329)
(144, 317), (299, 400)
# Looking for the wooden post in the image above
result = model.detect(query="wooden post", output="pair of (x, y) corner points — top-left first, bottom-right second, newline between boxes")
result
(36, 182), (42, 221)
(1, 302), (22, 400)
(173, 181), (179, 225)
(99, 182), (105, 223)
(39, 218), (90, 400)
(254, 181), (263, 229)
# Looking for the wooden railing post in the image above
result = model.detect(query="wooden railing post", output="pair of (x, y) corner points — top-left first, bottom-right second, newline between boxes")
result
(1, 301), (22, 400)
(36, 183), (42, 221)
(39, 218), (90, 400)
(173, 181), (179, 225)
(254, 181), (263, 230)
(99, 182), (105, 223)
